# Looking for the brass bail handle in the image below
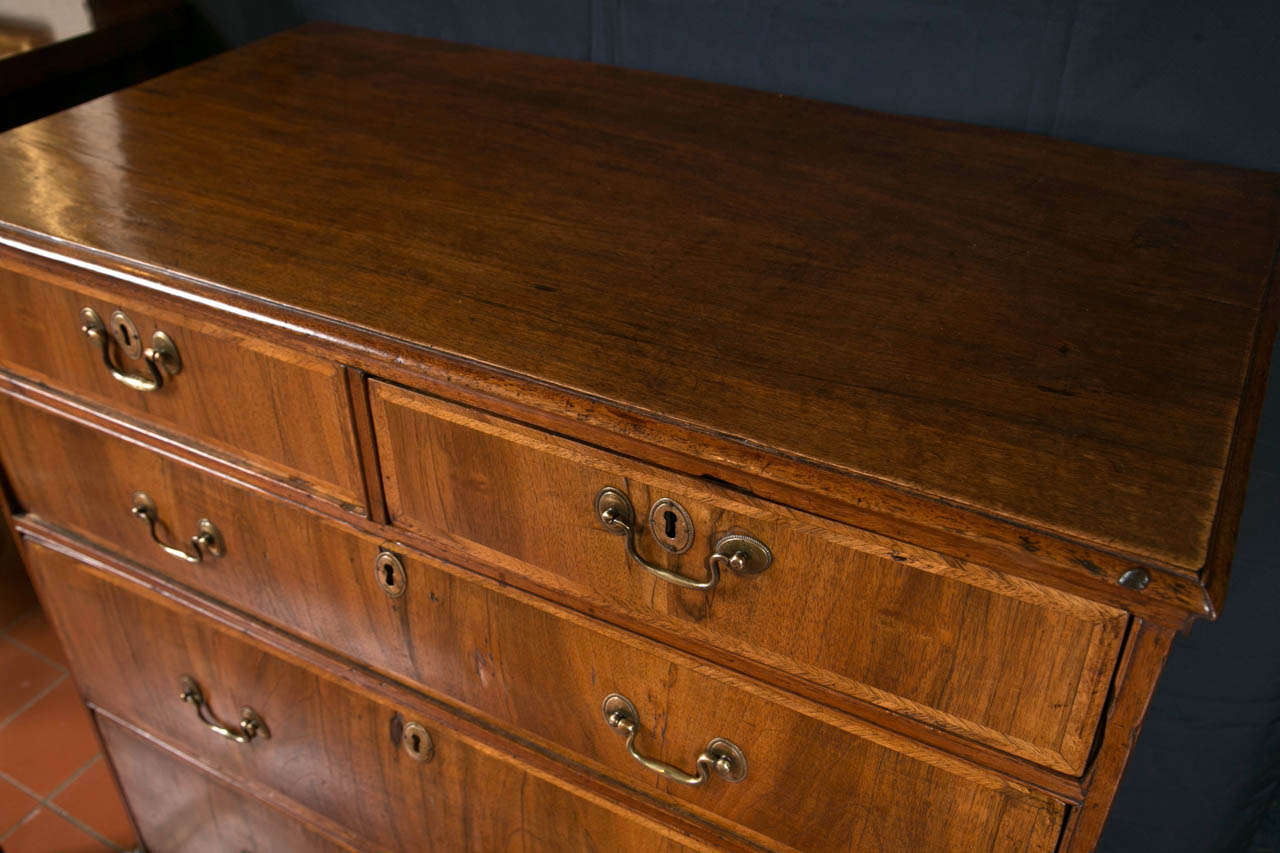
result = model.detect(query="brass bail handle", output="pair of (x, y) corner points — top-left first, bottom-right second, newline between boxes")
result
(131, 491), (224, 564)
(178, 675), (268, 744)
(79, 307), (182, 392)
(601, 693), (746, 786)
(594, 487), (771, 590)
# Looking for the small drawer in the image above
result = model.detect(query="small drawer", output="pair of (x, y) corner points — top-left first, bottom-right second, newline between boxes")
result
(370, 380), (1127, 775)
(98, 715), (357, 853)
(26, 540), (710, 853)
(0, 261), (366, 513)
(2, 393), (1067, 851)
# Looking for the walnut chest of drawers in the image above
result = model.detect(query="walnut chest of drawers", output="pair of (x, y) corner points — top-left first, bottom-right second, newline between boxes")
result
(0, 22), (1276, 853)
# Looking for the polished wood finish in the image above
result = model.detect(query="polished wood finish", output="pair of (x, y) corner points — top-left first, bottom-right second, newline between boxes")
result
(0, 22), (1272, 851)
(0, 23), (1274, 611)
(0, 367), (1090, 802)
(98, 715), (358, 853)
(371, 380), (1125, 775)
(0, 263), (367, 513)
(0, 372), (1125, 778)
(0, 239), (1216, 626)
(0, 391), (1070, 848)
(26, 539), (716, 853)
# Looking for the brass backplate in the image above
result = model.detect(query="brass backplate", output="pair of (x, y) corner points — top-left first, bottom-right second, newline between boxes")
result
(706, 737), (748, 782)
(594, 486), (635, 530)
(601, 692), (638, 726)
(239, 706), (270, 740)
(150, 330), (182, 375)
(196, 519), (225, 558)
(714, 533), (772, 575)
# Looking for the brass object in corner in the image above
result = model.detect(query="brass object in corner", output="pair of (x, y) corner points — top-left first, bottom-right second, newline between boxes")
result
(1118, 569), (1151, 591)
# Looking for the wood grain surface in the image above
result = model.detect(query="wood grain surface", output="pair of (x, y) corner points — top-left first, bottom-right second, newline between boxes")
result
(31, 526), (1069, 851)
(0, 263), (366, 514)
(370, 380), (1125, 775)
(0, 372), (1124, 781)
(0, 371), (1094, 797)
(25, 538), (724, 853)
(0, 23), (1273, 601)
(98, 716), (359, 853)
(0, 385), (1077, 840)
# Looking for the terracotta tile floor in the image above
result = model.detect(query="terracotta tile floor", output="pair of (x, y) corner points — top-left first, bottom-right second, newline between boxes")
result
(0, 607), (137, 852)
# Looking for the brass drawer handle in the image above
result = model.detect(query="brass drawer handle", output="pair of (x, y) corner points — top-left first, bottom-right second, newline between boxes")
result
(79, 307), (182, 392)
(602, 693), (746, 785)
(178, 675), (268, 743)
(131, 491), (224, 564)
(595, 487), (771, 590)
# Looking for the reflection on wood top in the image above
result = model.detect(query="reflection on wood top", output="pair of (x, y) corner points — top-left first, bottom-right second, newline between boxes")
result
(0, 22), (1275, 584)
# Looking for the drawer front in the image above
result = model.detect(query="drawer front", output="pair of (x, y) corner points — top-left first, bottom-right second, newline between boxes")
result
(26, 540), (707, 853)
(0, 262), (366, 513)
(99, 716), (356, 853)
(2, 393), (1066, 851)
(370, 381), (1127, 775)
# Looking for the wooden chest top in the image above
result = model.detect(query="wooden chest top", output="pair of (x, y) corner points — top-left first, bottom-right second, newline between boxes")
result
(0, 22), (1275, 617)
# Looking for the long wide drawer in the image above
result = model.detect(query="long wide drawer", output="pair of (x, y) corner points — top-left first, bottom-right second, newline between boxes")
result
(2, 392), (1068, 851)
(25, 539), (711, 853)
(369, 380), (1127, 774)
(0, 260), (366, 513)
(99, 715), (357, 853)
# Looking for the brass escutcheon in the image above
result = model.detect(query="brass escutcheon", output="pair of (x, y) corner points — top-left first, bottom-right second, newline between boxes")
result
(108, 310), (143, 360)
(402, 721), (434, 762)
(647, 497), (694, 554)
(374, 550), (407, 598)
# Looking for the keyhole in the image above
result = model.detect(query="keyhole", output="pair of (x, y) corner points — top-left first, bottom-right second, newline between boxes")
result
(402, 721), (432, 761)
(374, 551), (406, 598)
(647, 498), (693, 554)
(108, 310), (142, 359)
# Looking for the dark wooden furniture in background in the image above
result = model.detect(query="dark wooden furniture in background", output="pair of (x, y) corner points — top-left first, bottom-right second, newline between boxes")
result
(0, 23), (1275, 851)
(0, 0), (219, 132)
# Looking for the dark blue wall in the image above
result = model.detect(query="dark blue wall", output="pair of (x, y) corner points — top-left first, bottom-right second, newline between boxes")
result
(191, 3), (1280, 849)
